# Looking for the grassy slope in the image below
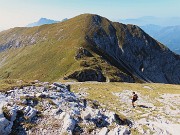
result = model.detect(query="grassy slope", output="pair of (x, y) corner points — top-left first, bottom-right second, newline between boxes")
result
(0, 14), (134, 82)
(71, 82), (180, 134)
(0, 79), (30, 92)
(0, 14), (93, 82)
(0, 14), (172, 83)
(71, 82), (180, 111)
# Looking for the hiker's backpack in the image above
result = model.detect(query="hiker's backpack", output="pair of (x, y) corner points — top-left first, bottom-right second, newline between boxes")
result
(133, 94), (138, 101)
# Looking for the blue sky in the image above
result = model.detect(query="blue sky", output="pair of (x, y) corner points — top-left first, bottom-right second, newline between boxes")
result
(0, 0), (180, 29)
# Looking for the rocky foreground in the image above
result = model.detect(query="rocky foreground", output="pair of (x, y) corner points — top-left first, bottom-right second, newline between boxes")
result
(0, 81), (180, 135)
(0, 81), (131, 135)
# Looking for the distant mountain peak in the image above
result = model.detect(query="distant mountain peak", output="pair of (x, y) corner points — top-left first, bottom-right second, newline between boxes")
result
(39, 17), (47, 20)
(26, 18), (61, 27)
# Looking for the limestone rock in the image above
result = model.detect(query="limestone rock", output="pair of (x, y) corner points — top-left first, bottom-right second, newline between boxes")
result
(24, 106), (37, 120)
(0, 101), (13, 135)
(108, 127), (130, 135)
(107, 112), (125, 125)
(0, 118), (13, 135)
(98, 127), (109, 135)
(8, 106), (18, 121)
(59, 112), (66, 120)
(61, 114), (76, 134)
(81, 109), (91, 120)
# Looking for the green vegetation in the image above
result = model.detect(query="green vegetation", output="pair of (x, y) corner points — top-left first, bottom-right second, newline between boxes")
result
(0, 79), (30, 92)
(71, 82), (180, 118)
(20, 96), (42, 103)
(0, 14), (137, 83)
(131, 128), (142, 135)
(77, 55), (133, 82)
(2, 106), (11, 121)
(47, 98), (57, 106)
(0, 14), (91, 82)
(79, 122), (96, 134)
(35, 104), (44, 112)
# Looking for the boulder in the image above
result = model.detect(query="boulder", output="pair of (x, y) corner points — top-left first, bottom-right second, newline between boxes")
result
(68, 69), (106, 82)
(36, 93), (47, 98)
(58, 112), (66, 120)
(43, 82), (49, 85)
(21, 99), (27, 104)
(0, 101), (13, 135)
(107, 112), (115, 124)
(34, 80), (40, 83)
(0, 118), (13, 135)
(75, 47), (93, 59)
(9, 106), (18, 121)
(99, 127), (109, 135)
(108, 127), (119, 135)
(108, 127), (130, 135)
(61, 114), (76, 134)
(53, 82), (66, 89)
(107, 112), (125, 125)
(24, 106), (37, 120)
(36, 93), (43, 97)
(81, 108), (92, 120)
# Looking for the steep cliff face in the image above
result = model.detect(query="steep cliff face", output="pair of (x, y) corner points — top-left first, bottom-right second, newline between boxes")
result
(0, 14), (179, 84)
(85, 15), (180, 84)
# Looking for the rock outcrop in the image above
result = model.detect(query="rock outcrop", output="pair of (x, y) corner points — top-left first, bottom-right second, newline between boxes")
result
(85, 15), (180, 84)
(0, 95), (13, 135)
(68, 69), (106, 82)
(0, 81), (132, 135)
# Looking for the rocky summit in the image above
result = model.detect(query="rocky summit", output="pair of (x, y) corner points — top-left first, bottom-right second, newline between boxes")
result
(0, 14), (179, 84)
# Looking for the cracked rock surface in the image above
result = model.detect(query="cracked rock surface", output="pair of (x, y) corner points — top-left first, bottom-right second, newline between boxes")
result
(0, 82), (131, 135)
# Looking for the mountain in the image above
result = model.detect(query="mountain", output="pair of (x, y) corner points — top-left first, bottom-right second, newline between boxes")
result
(0, 14), (180, 84)
(61, 18), (68, 22)
(26, 18), (60, 27)
(141, 25), (180, 54)
(119, 16), (180, 26)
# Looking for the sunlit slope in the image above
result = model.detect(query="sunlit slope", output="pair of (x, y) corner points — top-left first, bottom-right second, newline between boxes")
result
(0, 14), (91, 81)
(0, 14), (180, 83)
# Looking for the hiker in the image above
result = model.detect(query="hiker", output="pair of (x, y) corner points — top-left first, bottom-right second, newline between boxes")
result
(132, 92), (138, 107)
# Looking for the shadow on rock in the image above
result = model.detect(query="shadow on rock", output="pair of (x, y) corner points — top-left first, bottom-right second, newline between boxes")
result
(138, 105), (152, 108)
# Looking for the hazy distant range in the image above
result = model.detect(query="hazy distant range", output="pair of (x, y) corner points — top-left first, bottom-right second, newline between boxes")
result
(120, 16), (180, 54)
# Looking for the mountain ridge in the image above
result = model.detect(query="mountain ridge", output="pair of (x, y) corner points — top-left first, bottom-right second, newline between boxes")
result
(119, 16), (180, 26)
(0, 14), (180, 84)
(140, 24), (180, 54)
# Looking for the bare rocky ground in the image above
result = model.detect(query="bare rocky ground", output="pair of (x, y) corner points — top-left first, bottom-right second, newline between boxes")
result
(0, 81), (179, 135)
(0, 81), (131, 135)
(113, 90), (180, 135)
